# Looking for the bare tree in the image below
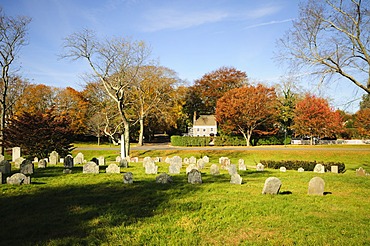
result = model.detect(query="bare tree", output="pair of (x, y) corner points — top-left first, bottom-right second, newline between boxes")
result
(277, 0), (370, 95)
(0, 9), (31, 154)
(62, 29), (152, 157)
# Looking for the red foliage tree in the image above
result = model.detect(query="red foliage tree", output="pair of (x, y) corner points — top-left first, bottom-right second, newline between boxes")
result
(292, 94), (343, 144)
(355, 108), (370, 138)
(216, 84), (278, 146)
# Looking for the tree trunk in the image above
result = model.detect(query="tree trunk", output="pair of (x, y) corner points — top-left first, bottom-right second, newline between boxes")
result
(0, 98), (6, 155)
(239, 127), (251, 147)
(124, 122), (130, 157)
(138, 116), (144, 146)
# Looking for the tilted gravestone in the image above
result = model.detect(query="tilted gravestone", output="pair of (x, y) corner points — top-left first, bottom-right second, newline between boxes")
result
(0, 160), (11, 174)
(230, 174), (242, 185)
(210, 164), (219, 175)
(256, 163), (264, 171)
(7, 173), (31, 185)
(49, 151), (59, 165)
(156, 173), (173, 184)
(20, 160), (34, 175)
(123, 172), (134, 184)
(64, 155), (74, 168)
(83, 162), (99, 174)
(313, 164), (325, 173)
(262, 177), (282, 195)
(106, 164), (120, 173)
(308, 177), (325, 195)
(38, 159), (47, 169)
(188, 169), (202, 184)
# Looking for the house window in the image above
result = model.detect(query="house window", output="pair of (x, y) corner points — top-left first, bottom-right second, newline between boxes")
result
(197, 128), (200, 132)
(203, 129), (206, 131)
(211, 128), (213, 131)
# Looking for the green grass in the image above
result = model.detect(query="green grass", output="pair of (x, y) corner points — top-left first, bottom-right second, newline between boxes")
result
(1, 146), (370, 245)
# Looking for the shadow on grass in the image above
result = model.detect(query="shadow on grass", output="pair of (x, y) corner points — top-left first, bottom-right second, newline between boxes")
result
(0, 178), (198, 245)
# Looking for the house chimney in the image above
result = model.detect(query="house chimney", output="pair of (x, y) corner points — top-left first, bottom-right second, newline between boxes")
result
(193, 111), (197, 125)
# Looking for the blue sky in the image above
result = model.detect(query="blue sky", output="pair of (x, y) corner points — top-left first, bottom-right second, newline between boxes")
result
(0, 0), (364, 112)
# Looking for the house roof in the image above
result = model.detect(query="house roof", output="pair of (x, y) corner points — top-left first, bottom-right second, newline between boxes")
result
(194, 115), (217, 126)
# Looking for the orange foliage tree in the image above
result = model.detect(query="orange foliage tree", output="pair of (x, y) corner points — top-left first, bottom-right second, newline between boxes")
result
(355, 108), (370, 138)
(292, 94), (343, 145)
(216, 84), (278, 146)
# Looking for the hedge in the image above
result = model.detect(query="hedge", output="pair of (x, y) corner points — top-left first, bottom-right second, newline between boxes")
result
(171, 136), (211, 146)
(260, 160), (346, 173)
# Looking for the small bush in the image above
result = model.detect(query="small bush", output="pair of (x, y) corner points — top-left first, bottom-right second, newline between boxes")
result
(260, 160), (346, 173)
(171, 136), (211, 146)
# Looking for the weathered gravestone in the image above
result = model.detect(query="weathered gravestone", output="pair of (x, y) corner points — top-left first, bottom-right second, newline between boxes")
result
(0, 160), (11, 174)
(12, 147), (21, 162)
(144, 161), (158, 174)
(38, 159), (47, 169)
(183, 157), (189, 165)
(171, 156), (182, 168)
(130, 157), (139, 163)
(156, 173), (173, 184)
(238, 159), (247, 171)
(186, 164), (198, 174)
(20, 160), (34, 175)
(210, 164), (220, 175)
(202, 156), (209, 163)
(64, 155), (74, 168)
(7, 173), (31, 185)
(49, 151), (59, 165)
(308, 177), (325, 195)
(356, 167), (366, 176)
(14, 157), (25, 169)
(98, 156), (105, 166)
(143, 157), (152, 167)
(123, 172), (134, 184)
(169, 163), (181, 174)
(280, 167), (287, 172)
(63, 169), (72, 174)
(120, 158), (129, 168)
(256, 163), (264, 171)
(313, 164), (325, 173)
(106, 164), (120, 173)
(197, 159), (205, 170)
(227, 164), (238, 176)
(262, 177), (282, 195)
(298, 167), (305, 173)
(188, 169), (202, 184)
(74, 152), (84, 165)
(230, 174), (242, 185)
(115, 156), (122, 163)
(189, 156), (197, 165)
(331, 165), (338, 174)
(219, 157), (231, 169)
(83, 162), (99, 174)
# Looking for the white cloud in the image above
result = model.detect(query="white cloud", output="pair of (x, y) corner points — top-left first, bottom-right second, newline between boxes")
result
(245, 5), (282, 19)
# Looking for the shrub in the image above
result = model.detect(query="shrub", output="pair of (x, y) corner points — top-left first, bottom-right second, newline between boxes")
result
(171, 136), (211, 146)
(260, 160), (346, 173)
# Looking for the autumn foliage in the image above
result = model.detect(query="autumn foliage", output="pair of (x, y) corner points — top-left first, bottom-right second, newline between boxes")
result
(292, 94), (343, 144)
(216, 84), (278, 146)
(355, 108), (370, 138)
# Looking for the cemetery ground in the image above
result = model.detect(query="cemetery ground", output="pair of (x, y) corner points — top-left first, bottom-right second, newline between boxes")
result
(1, 145), (370, 245)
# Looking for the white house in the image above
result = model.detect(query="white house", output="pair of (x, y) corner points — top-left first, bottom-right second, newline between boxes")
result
(191, 115), (217, 137)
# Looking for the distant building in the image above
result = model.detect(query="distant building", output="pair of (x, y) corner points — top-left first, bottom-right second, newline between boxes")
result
(189, 115), (217, 137)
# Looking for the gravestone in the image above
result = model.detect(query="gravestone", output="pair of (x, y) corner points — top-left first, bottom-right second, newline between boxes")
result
(98, 156), (105, 166)
(280, 167), (287, 172)
(123, 172), (134, 184)
(298, 167), (305, 172)
(143, 157), (152, 167)
(20, 160), (34, 175)
(119, 158), (128, 168)
(210, 164), (219, 175)
(156, 173), (173, 184)
(197, 159), (205, 169)
(308, 177), (325, 195)
(130, 157), (139, 163)
(144, 161), (158, 174)
(331, 165), (338, 174)
(227, 164), (238, 175)
(256, 163), (264, 171)
(106, 164), (120, 173)
(189, 156), (197, 165)
(202, 156), (209, 163)
(262, 177), (282, 195)
(14, 157), (25, 169)
(169, 163), (181, 174)
(12, 147), (21, 162)
(356, 167), (366, 176)
(153, 157), (162, 162)
(313, 164), (325, 173)
(83, 162), (99, 174)
(33, 157), (39, 164)
(188, 169), (202, 184)
(164, 157), (171, 164)
(64, 155), (74, 168)
(49, 151), (59, 165)
(0, 160), (11, 174)
(59, 158), (64, 164)
(74, 152), (84, 165)
(183, 158), (189, 165)
(115, 156), (122, 163)
(219, 157), (231, 169)
(230, 174), (242, 185)
(38, 159), (47, 168)
(7, 173), (31, 185)
(238, 159), (247, 171)
(171, 156), (182, 168)
(186, 164), (198, 174)
(63, 169), (72, 174)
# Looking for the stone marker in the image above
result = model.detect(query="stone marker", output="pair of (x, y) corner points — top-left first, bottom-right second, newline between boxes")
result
(308, 177), (325, 195)
(356, 167), (366, 176)
(120, 158), (128, 168)
(227, 164), (238, 175)
(313, 164), (325, 173)
(38, 159), (47, 168)
(262, 177), (282, 195)
(20, 160), (34, 175)
(238, 159), (247, 171)
(106, 164), (120, 173)
(98, 156), (105, 166)
(64, 155), (74, 168)
(230, 174), (242, 185)
(331, 165), (338, 174)
(210, 164), (220, 175)
(202, 156), (209, 163)
(130, 157), (139, 163)
(115, 156), (122, 163)
(12, 147), (21, 162)
(49, 151), (59, 165)
(197, 159), (205, 169)
(188, 169), (202, 184)
(123, 172), (133, 184)
(256, 163), (264, 171)
(144, 161), (158, 174)
(169, 163), (181, 174)
(156, 173), (173, 184)
(189, 156), (197, 164)
(0, 160), (11, 174)
(183, 157), (189, 165)
(63, 169), (72, 174)
(298, 167), (305, 172)
(83, 162), (99, 174)
(7, 173), (31, 185)
(186, 164), (198, 174)
(74, 152), (84, 165)
(280, 167), (287, 172)
(14, 157), (25, 169)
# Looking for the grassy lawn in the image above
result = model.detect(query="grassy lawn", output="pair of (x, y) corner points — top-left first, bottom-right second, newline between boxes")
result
(1, 145), (370, 245)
